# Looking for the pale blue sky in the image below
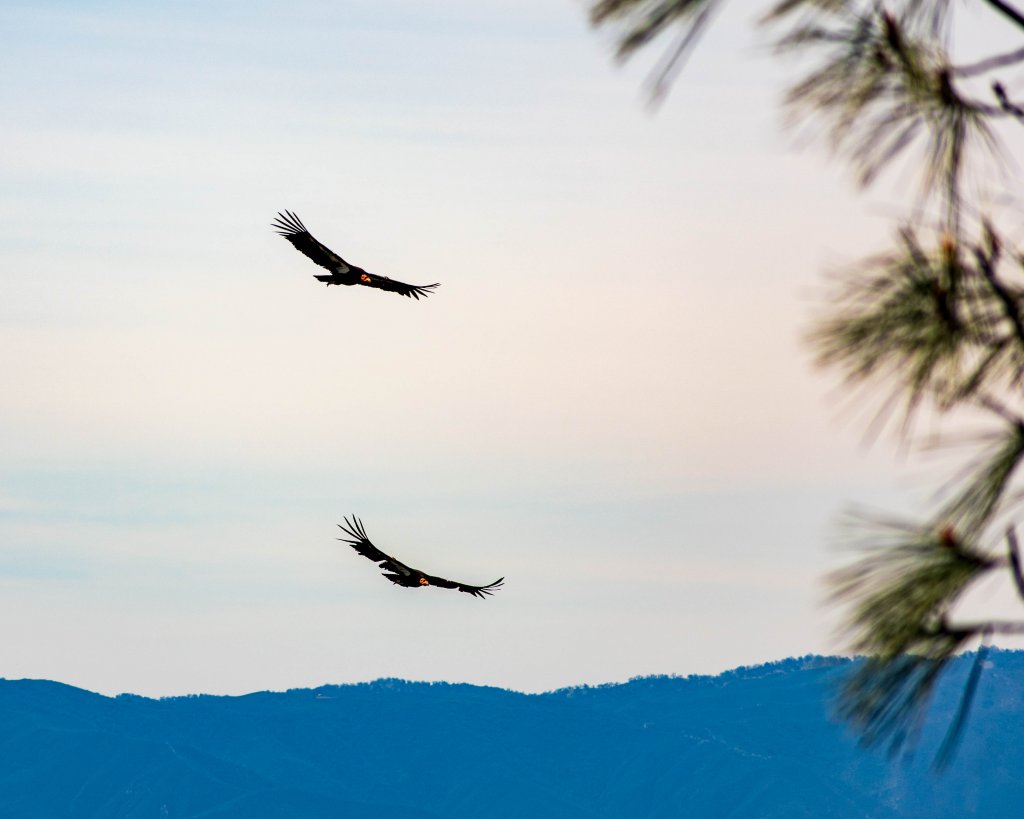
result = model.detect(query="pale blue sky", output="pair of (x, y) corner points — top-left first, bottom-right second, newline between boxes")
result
(3, 1), (1011, 696)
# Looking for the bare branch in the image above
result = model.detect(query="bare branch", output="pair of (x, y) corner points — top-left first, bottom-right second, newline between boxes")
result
(991, 81), (1024, 124)
(945, 619), (1024, 635)
(934, 637), (990, 770)
(954, 46), (1024, 77)
(1007, 527), (1024, 599)
(979, 0), (1024, 33)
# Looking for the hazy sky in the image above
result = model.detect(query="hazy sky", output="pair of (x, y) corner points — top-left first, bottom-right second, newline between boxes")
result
(3, 0), (1015, 697)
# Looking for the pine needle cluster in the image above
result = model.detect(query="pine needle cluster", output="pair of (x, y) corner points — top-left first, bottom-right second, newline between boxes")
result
(590, 0), (1024, 764)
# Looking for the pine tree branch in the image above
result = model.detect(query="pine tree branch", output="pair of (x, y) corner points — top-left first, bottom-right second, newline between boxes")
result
(978, 395), (1024, 426)
(934, 637), (990, 770)
(645, 5), (717, 102)
(587, 0), (1024, 769)
(944, 619), (1024, 635)
(1006, 527), (1024, 600)
(954, 46), (1024, 77)
(974, 239), (1024, 347)
(940, 416), (1024, 532)
(979, 0), (1024, 33)
(588, 0), (724, 104)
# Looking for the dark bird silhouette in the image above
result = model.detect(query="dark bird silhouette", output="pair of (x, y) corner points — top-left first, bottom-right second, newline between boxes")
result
(272, 211), (439, 299)
(338, 516), (504, 598)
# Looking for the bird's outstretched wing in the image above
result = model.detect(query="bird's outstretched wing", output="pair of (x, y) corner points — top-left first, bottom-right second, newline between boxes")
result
(337, 516), (503, 599)
(337, 516), (413, 578)
(357, 274), (440, 301)
(422, 573), (505, 598)
(273, 210), (351, 273)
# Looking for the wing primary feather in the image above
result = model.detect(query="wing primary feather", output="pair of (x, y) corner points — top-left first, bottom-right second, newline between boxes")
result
(360, 278), (441, 300)
(471, 577), (504, 597)
(272, 212), (302, 235)
(354, 518), (368, 541)
(424, 574), (504, 598)
(469, 578), (504, 598)
(338, 515), (367, 543)
(337, 516), (398, 568)
(275, 212), (350, 273)
(272, 210), (310, 237)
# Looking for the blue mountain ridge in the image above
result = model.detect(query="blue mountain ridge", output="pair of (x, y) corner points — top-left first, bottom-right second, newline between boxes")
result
(0, 651), (1021, 818)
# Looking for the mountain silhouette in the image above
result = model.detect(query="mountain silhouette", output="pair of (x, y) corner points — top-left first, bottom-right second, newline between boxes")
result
(1, 652), (1022, 817)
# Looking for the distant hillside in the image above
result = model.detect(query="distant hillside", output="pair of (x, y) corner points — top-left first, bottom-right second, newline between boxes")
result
(1, 652), (1022, 818)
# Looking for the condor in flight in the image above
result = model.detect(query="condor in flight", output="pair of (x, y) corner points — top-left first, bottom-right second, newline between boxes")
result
(338, 516), (504, 599)
(273, 211), (439, 300)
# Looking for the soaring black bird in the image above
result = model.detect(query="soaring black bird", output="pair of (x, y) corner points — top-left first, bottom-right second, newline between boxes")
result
(273, 211), (439, 299)
(338, 516), (504, 599)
